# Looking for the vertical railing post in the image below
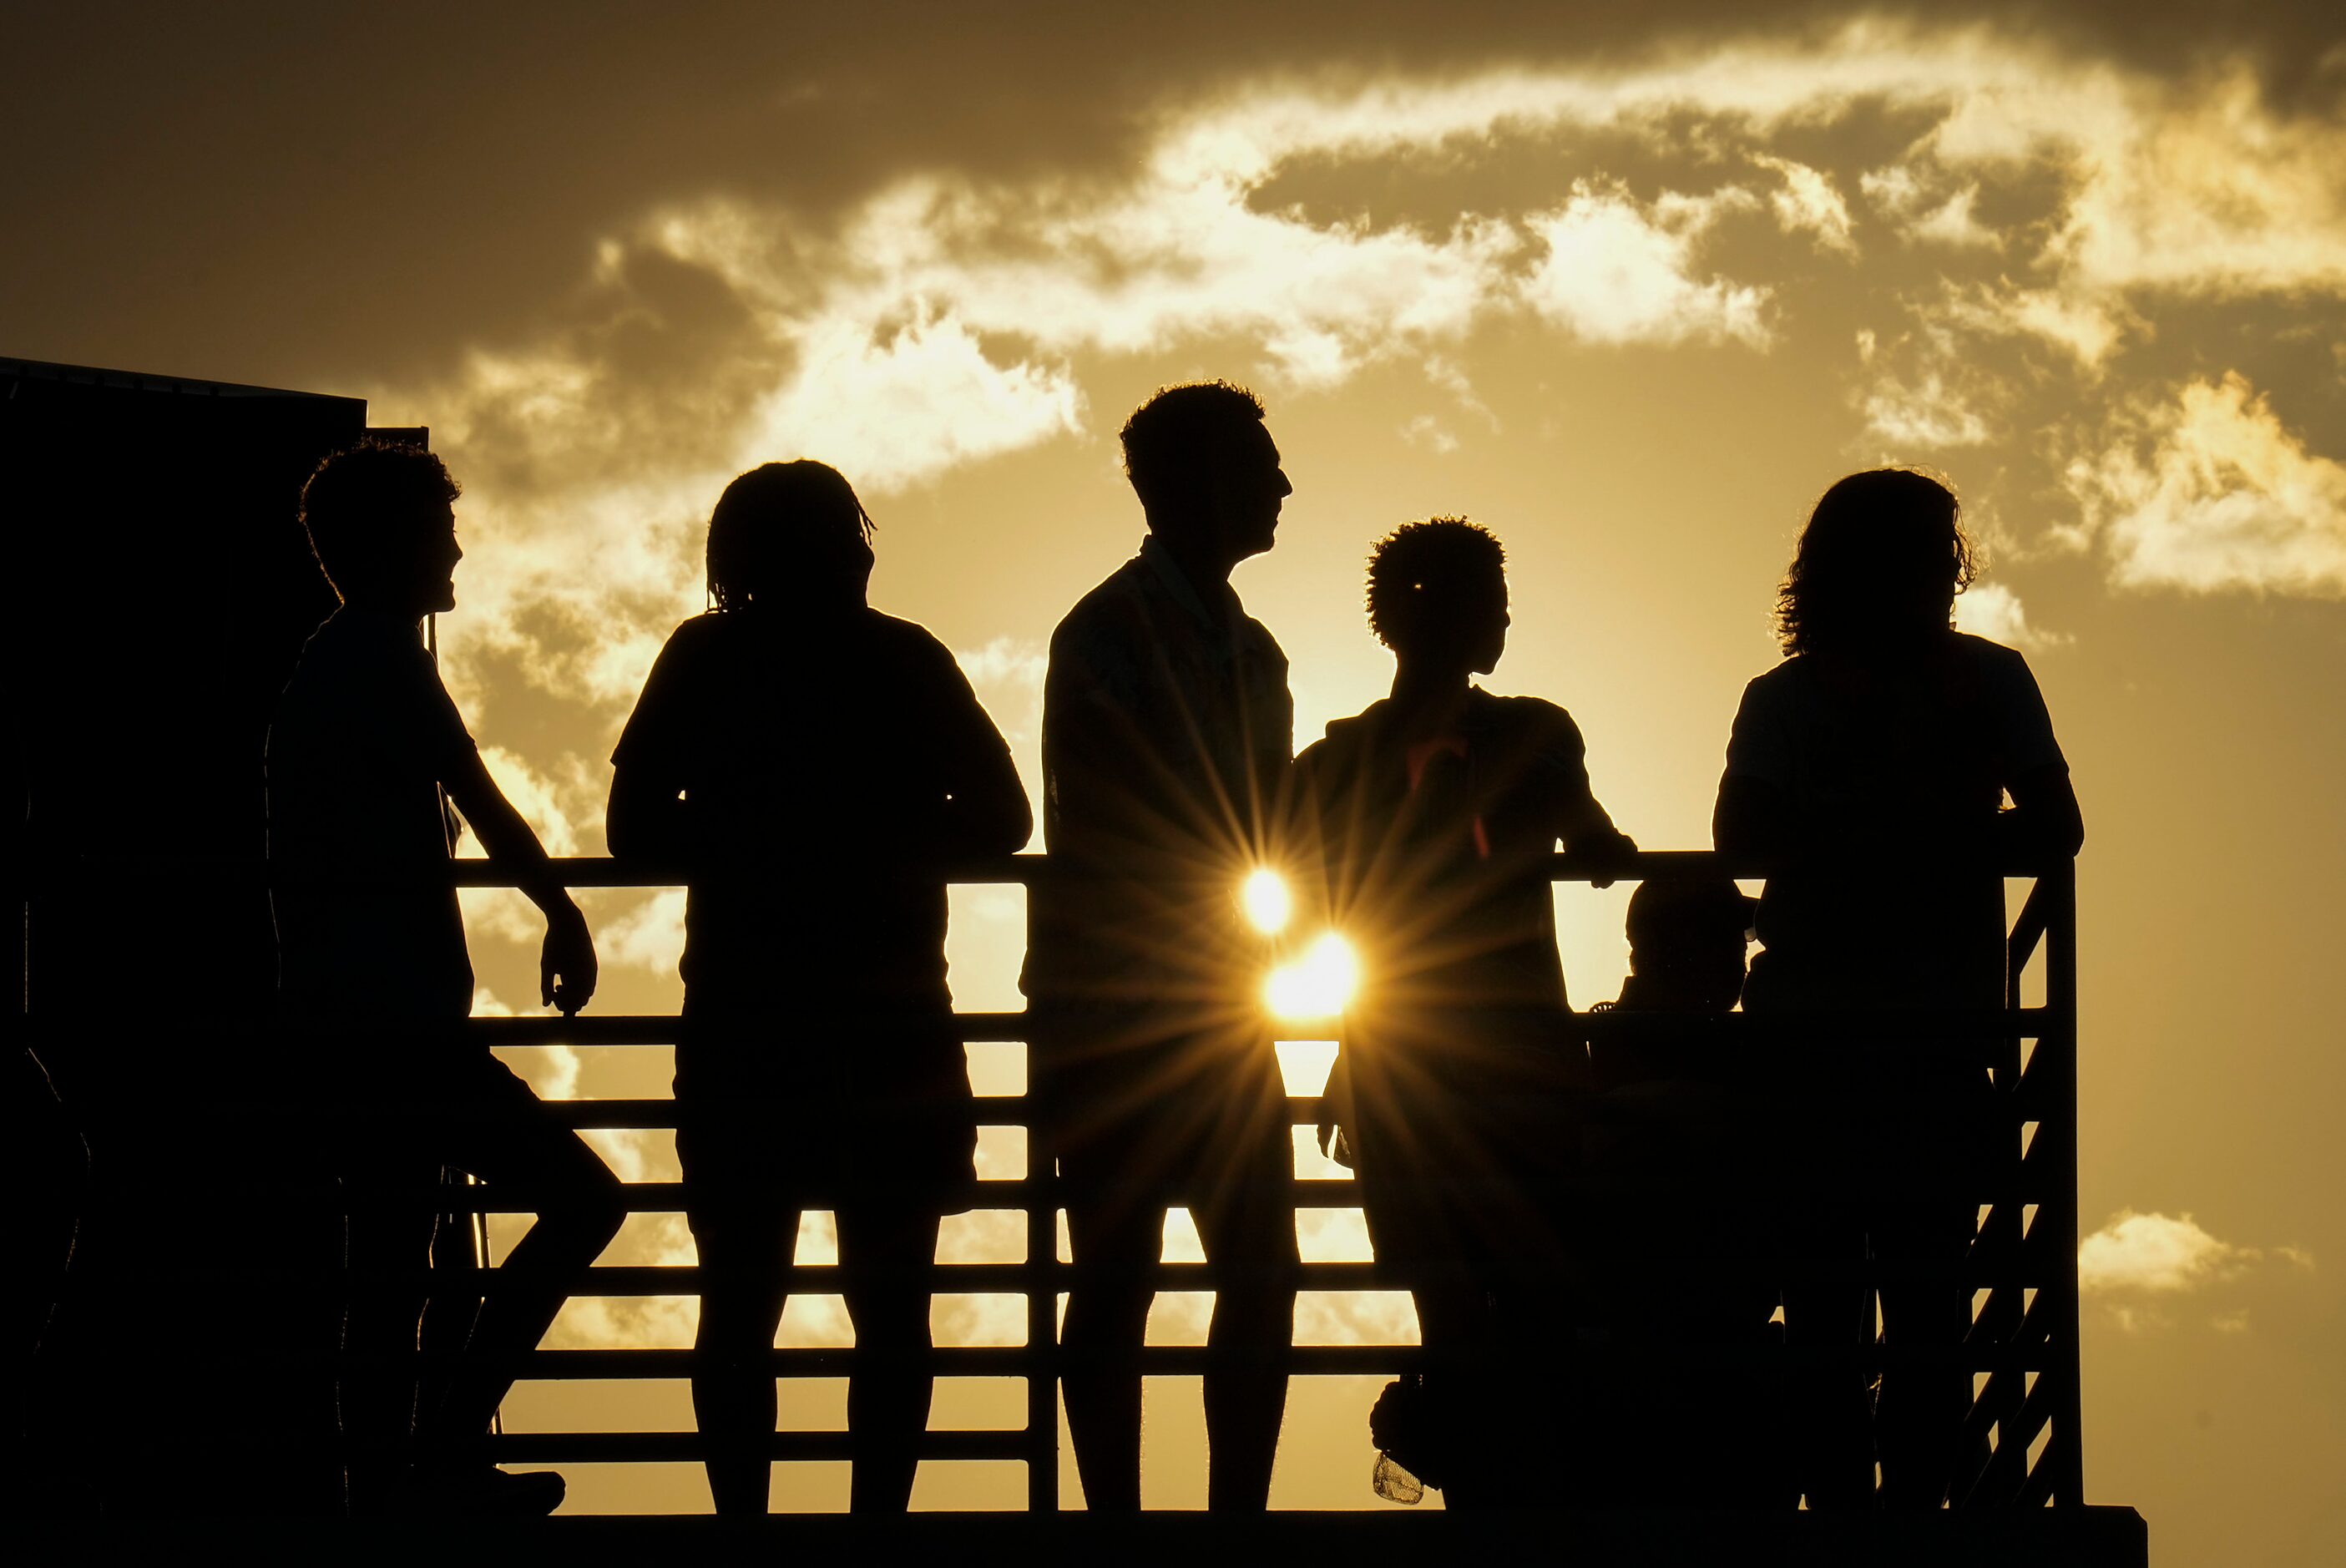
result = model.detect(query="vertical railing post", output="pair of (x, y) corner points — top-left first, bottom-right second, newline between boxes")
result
(2044, 857), (2085, 1505)
(1023, 874), (1060, 1513)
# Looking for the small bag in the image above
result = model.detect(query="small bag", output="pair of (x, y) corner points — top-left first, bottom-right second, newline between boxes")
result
(1368, 1373), (1449, 1500)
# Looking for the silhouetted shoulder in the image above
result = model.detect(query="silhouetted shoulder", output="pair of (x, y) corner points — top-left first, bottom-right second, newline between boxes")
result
(1474, 690), (1583, 740)
(1049, 558), (1150, 653)
(1464, 691), (1589, 773)
(1295, 701), (1386, 783)
(1948, 632), (2064, 774)
(862, 608), (963, 666)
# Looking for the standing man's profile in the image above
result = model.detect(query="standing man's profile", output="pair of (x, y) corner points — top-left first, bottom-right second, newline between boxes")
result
(268, 441), (625, 1518)
(1025, 382), (1299, 1511)
(609, 461), (1031, 1516)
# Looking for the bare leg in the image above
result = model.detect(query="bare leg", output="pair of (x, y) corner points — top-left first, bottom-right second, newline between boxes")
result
(341, 1159), (437, 1514)
(689, 1199), (797, 1515)
(838, 1204), (942, 1511)
(423, 1106), (627, 1444)
(430, 1194), (624, 1439)
(1782, 1213), (1877, 1510)
(1195, 1141), (1297, 1512)
(1873, 1202), (1974, 1509)
(1060, 1194), (1159, 1512)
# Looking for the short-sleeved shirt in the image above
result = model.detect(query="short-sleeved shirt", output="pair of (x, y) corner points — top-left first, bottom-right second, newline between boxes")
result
(1298, 690), (1612, 1017)
(1023, 537), (1293, 1008)
(267, 608), (476, 1021)
(611, 606), (1015, 1016)
(1721, 631), (2066, 1005)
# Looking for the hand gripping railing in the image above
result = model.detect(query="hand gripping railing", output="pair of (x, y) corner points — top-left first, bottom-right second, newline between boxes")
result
(20, 850), (2084, 1512)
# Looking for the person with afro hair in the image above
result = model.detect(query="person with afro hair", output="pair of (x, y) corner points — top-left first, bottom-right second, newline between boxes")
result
(1296, 516), (1636, 1506)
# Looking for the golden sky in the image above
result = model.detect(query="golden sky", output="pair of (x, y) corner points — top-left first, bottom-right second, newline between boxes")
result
(11, 3), (2345, 1553)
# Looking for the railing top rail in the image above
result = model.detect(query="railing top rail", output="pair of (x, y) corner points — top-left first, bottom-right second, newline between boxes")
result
(31, 848), (2080, 890)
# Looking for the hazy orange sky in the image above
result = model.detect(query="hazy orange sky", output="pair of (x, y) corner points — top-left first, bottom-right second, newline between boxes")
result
(9, 3), (2344, 1556)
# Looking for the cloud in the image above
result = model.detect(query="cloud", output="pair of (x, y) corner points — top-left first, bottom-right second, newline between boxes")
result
(955, 636), (1050, 694)
(1910, 187), (2003, 251)
(1400, 413), (1460, 453)
(1521, 183), (1771, 347)
(736, 309), (1085, 493)
(473, 745), (584, 857)
(1860, 369), (1997, 448)
(599, 888), (690, 979)
(1953, 582), (2067, 649)
(2079, 1210), (2263, 1293)
(352, 16), (2346, 786)
(2068, 372), (2346, 595)
(1753, 154), (1857, 254)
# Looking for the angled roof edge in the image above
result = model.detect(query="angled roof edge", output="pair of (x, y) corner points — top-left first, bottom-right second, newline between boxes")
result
(2, 354), (365, 408)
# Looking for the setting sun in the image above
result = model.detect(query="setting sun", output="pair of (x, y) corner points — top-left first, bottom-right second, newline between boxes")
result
(1241, 867), (1294, 934)
(1266, 931), (1360, 1020)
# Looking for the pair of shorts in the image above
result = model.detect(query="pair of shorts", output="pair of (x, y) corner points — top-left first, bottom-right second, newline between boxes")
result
(674, 1008), (977, 1212)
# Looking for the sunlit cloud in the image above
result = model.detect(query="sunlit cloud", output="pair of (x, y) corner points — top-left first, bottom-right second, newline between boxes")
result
(2068, 372), (2346, 596)
(1953, 582), (2065, 650)
(1753, 154), (1857, 255)
(372, 16), (2346, 756)
(1520, 183), (1771, 346)
(598, 887), (690, 979)
(2078, 1209), (2309, 1295)
(1861, 368), (1996, 448)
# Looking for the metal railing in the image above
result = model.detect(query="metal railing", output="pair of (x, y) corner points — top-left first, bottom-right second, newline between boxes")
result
(23, 850), (2084, 1512)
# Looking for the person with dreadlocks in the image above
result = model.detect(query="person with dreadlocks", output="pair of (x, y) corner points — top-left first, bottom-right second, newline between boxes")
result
(1295, 517), (1636, 1506)
(1712, 468), (2082, 1510)
(607, 460), (1030, 1515)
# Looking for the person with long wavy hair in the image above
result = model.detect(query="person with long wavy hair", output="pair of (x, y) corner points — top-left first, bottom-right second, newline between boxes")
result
(1713, 468), (2083, 1510)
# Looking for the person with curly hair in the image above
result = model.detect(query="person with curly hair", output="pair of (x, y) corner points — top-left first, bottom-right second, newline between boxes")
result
(607, 460), (1030, 1515)
(1296, 516), (1636, 1506)
(1713, 468), (2083, 1510)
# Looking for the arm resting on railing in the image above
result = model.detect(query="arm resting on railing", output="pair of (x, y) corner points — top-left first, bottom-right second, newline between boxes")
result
(446, 747), (598, 1014)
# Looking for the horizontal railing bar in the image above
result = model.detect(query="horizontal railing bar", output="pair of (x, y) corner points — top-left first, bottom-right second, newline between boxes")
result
(496, 1343), (2067, 1379)
(259, 1177), (2065, 1212)
(126, 1339), (2070, 1388)
(476, 1429), (1028, 1464)
(538, 1098), (2054, 1131)
(28, 850), (2081, 892)
(17, 1008), (2061, 1049)
(153, 1257), (2076, 1295)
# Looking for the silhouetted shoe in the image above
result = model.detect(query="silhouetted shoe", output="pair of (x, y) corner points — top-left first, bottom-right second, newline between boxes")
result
(410, 1464), (567, 1517)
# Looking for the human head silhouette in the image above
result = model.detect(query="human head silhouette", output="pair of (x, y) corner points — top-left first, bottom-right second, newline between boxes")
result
(1120, 382), (1291, 571)
(1623, 876), (1754, 1013)
(706, 460), (875, 618)
(1366, 518), (1509, 677)
(299, 441), (463, 619)
(1777, 468), (1975, 658)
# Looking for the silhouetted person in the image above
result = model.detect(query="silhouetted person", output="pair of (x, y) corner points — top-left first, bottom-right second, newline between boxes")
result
(269, 442), (625, 1516)
(1712, 468), (2082, 1510)
(1296, 518), (1636, 1506)
(1024, 382), (1298, 1511)
(607, 461), (1029, 1515)
(1585, 878), (1789, 1510)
